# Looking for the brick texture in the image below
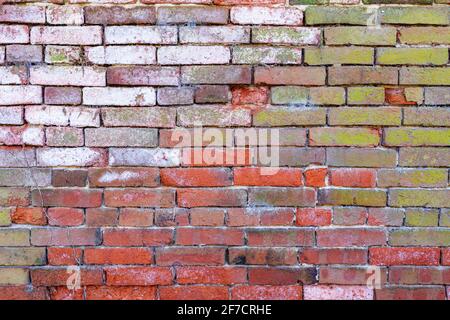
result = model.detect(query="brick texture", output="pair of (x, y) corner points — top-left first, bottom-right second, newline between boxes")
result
(0, 1), (449, 301)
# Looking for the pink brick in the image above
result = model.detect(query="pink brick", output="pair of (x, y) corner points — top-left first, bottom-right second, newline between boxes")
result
(30, 66), (106, 86)
(105, 26), (177, 44)
(0, 5), (45, 23)
(107, 66), (179, 86)
(37, 148), (107, 167)
(6, 45), (42, 63)
(0, 25), (29, 44)
(231, 7), (303, 25)
(46, 5), (84, 25)
(30, 26), (102, 45)
(158, 46), (230, 65)
(85, 46), (156, 65)
(304, 285), (374, 300)
(180, 26), (250, 44)
(44, 87), (82, 105)
(0, 66), (28, 85)
(0, 126), (44, 146)
(0, 86), (42, 105)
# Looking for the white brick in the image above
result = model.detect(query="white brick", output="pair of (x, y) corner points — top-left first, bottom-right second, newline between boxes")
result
(0, 126), (44, 146)
(83, 87), (156, 106)
(0, 66), (27, 85)
(37, 148), (107, 167)
(46, 5), (84, 25)
(69, 108), (100, 127)
(158, 46), (230, 65)
(110, 148), (181, 167)
(252, 27), (321, 45)
(30, 66), (106, 86)
(45, 46), (81, 64)
(303, 285), (374, 300)
(0, 107), (23, 125)
(0, 47), (4, 63)
(0, 25), (29, 44)
(31, 26), (102, 45)
(25, 105), (69, 126)
(105, 26), (177, 45)
(0, 5), (46, 23)
(85, 46), (156, 65)
(0, 86), (42, 105)
(231, 7), (303, 25)
(180, 26), (250, 44)
(0, 148), (36, 167)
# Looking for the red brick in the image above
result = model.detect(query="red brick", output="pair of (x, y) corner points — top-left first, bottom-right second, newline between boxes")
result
(330, 168), (376, 188)
(247, 229), (314, 247)
(47, 247), (82, 266)
(249, 267), (317, 285)
(156, 247), (226, 266)
(385, 88), (416, 105)
(389, 267), (450, 285)
(181, 148), (252, 167)
(214, 0), (285, 5)
(370, 247), (440, 266)
(232, 86), (269, 105)
(88, 168), (159, 187)
(177, 188), (247, 207)
(47, 208), (84, 227)
(31, 189), (102, 208)
(333, 207), (368, 226)
(0, 286), (48, 300)
(227, 208), (260, 227)
(259, 208), (295, 226)
(11, 207), (46, 225)
(234, 168), (302, 186)
(155, 208), (189, 227)
(159, 286), (228, 300)
(103, 228), (173, 246)
(317, 228), (387, 247)
(176, 227), (244, 245)
(176, 266), (247, 284)
(296, 208), (332, 226)
(229, 247), (298, 265)
(49, 287), (83, 300)
(84, 248), (153, 265)
(161, 168), (232, 187)
(44, 87), (81, 105)
(31, 268), (103, 286)
(190, 208), (225, 226)
(52, 170), (87, 187)
(31, 228), (100, 246)
(443, 249), (450, 266)
(104, 189), (174, 208)
(232, 285), (302, 300)
(320, 267), (387, 285)
(119, 208), (154, 227)
(105, 267), (173, 286)
(86, 286), (157, 300)
(86, 208), (119, 227)
(304, 167), (327, 187)
(300, 248), (368, 265)
(375, 286), (446, 300)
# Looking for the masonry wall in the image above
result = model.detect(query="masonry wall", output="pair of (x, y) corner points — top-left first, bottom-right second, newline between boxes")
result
(0, 0), (449, 300)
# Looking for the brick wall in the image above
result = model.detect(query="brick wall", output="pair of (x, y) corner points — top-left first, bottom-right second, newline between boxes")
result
(0, 0), (449, 300)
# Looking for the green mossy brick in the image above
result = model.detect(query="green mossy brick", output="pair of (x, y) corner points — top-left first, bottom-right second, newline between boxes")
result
(404, 107), (450, 126)
(379, 7), (449, 25)
(306, 7), (375, 25)
(347, 87), (385, 105)
(384, 128), (450, 146)
(401, 67), (450, 85)
(399, 27), (450, 45)
(329, 107), (401, 126)
(399, 147), (450, 167)
(440, 210), (450, 227)
(327, 148), (397, 168)
(0, 208), (11, 226)
(305, 47), (374, 65)
(389, 228), (450, 246)
(318, 188), (387, 207)
(377, 169), (448, 187)
(310, 128), (380, 147)
(0, 268), (28, 285)
(271, 86), (309, 105)
(389, 189), (450, 208)
(363, 0), (432, 4)
(0, 248), (46, 266)
(405, 209), (439, 227)
(325, 27), (397, 46)
(377, 48), (448, 65)
(290, 0), (328, 4)
(253, 107), (327, 127)
(309, 87), (345, 105)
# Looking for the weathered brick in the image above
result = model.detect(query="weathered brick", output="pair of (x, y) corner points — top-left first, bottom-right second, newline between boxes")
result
(347, 87), (385, 105)
(83, 87), (155, 106)
(400, 67), (450, 85)
(377, 48), (448, 65)
(158, 6), (228, 24)
(182, 66), (251, 84)
(109, 148), (180, 167)
(231, 7), (302, 26)
(255, 67), (326, 85)
(105, 26), (177, 44)
(6, 45), (42, 63)
(306, 47), (373, 65)
(30, 66), (105, 86)
(0, 268), (28, 285)
(37, 148), (107, 167)
(85, 6), (156, 25)
(0, 187), (29, 207)
(157, 87), (194, 105)
(158, 46), (230, 65)
(0, 107), (23, 125)
(102, 108), (175, 128)
(389, 189), (450, 208)
(424, 88), (450, 106)
(329, 67), (398, 85)
(399, 147), (450, 167)
(45, 45), (81, 64)
(195, 85), (230, 103)
(107, 66), (179, 86)
(86, 128), (157, 147)
(376, 286), (446, 300)
(379, 7), (448, 25)
(0, 5), (45, 23)
(31, 228), (100, 246)
(399, 27), (450, 45)
(253, 27), (320, 45)
(105, 189), (175, 208)
(0, 248), (45, 266)
(254, 107), (326, 127)
(249, 187), (316, 207)
(0, 229), (29, 246)
(310, 128), (380, 147)
(47, 208), (84, 227)
(318, 188), (387, 207)
(0, 86), (42, 105)
(46, 5), (84, 25)
(103, 228), (172, 246)
(0, 147), (36, 167)
(31, 26), (102, 45)
(304, 285), (373, 300)
(233, 46), (302, 65)
(368, 208), (404, 227)
(404, 107), (450, 127)
(329, 107), (401, 126)
(0, 25), (29, 44)
(178, 105), (251, 127)
(405, 208), (439, 227)
(306, 6), (376, 25)
(390, 228), (450, 246)
(161, 168), (232, 187)
(46, 127), (83, 147)
(156, 247), (225, 266)
(180, 26), (250, 44)
(86, 46), (156, 65)
(89, 168), (159, 188)
(178, 188), (247, 207)
(378, 169), (447, 188)
(105, 267), (172, 286)
(384, 128), (450, 147)
(11, 208), (46, 225)
(44, 87), (81, 105)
